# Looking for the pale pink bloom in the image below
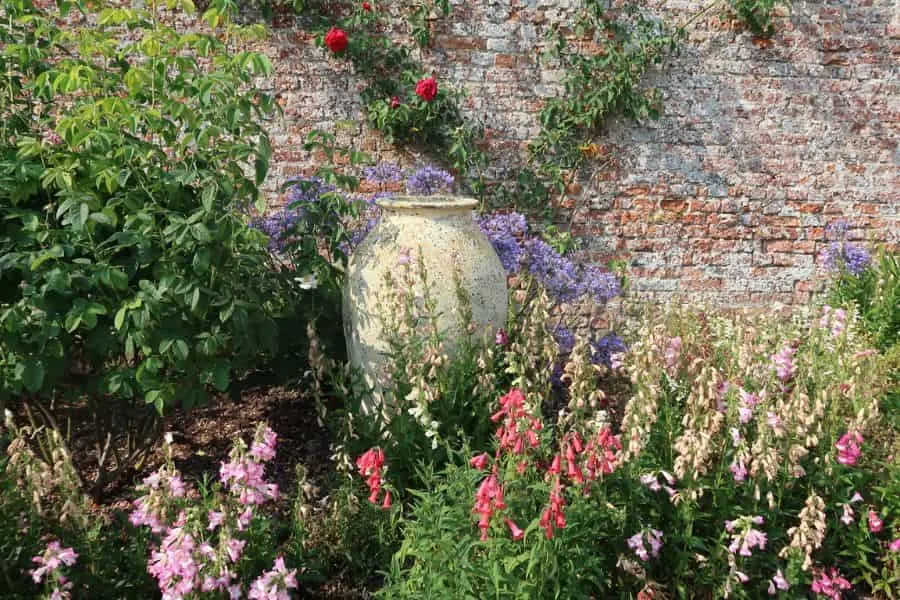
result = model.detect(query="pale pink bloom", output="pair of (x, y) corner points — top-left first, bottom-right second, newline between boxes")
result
(735, 570), (749, 583)
(889, 538), (900, 552)
(771, 345), (797, 382)
(610, 352), (625, 370)
(850, 491), (864, 503)
(208, 510), (226, 530)
(868, 510), (883, 533)
(31, 541), (78, 583)
(738, 406), (753, 424)
(664, 336), (682, 369)
(840, 503), (855, 525)
(729, 459), (747, 482)
(768, 569), (789, 595)
(729, 428), (741, 447)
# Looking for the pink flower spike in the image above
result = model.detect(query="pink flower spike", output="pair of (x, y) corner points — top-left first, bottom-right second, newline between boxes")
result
(469, 453), (489, 470)
(505, 518), (524, 541)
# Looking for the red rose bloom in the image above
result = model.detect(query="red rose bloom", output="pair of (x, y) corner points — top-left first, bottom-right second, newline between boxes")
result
(362, 1), (372, 11)
(415, 77), (438, 102)
(324, 27), (348, 53)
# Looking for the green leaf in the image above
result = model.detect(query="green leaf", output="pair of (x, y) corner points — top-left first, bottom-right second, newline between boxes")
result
(114, 306), (128, 330)
(211, 362), (230, 392)
(21, 360), (45, 392)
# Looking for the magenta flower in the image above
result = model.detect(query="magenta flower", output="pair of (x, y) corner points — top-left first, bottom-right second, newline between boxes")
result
(835, 431), (863, 466)
(811, 567), (851, 599)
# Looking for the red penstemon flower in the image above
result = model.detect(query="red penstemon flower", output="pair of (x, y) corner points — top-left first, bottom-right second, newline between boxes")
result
(356, 447), (390, 508)
(324, 27), (348, 53)
(362, 1), (372, 10)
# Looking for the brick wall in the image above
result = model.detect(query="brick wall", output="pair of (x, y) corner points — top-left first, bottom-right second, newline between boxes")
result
(255, 0), (899, 306)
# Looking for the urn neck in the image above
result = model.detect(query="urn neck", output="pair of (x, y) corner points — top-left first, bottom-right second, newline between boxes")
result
(375, 194), (477, 216)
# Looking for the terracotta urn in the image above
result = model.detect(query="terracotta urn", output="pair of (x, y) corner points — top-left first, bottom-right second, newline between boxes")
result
(343, 195), (508, 400)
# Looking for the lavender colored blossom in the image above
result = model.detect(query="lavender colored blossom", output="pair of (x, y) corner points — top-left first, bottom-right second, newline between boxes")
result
(818, 220), (871, 276)
(479, 212), (528, 272)
(590, 333), (627, 368)
(522, 238), (582, 303)
(553, 326), (576, 354)
(251, 177), (341, 252)
(363, 163), (403, 184)
(478, 210), (621, 305)
(406, 165), (455, 195)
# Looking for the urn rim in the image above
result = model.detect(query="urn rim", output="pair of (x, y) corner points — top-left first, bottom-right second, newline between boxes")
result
(375, 194), (478, 211)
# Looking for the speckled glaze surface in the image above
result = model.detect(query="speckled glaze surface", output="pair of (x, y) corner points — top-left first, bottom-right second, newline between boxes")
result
(343, 195), (508, 397)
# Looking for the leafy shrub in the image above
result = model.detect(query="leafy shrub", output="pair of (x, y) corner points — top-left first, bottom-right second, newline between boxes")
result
(824, 245), (899, 354)
(0, 0), (294, 486)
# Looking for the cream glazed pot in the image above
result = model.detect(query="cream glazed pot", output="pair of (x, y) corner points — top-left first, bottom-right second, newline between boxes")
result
(342, 195), (508, 403)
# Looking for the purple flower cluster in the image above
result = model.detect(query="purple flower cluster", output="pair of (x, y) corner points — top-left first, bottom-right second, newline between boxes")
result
(818, 220), (871, 276)
(363, 163), (403, 184)
(478, 212), (528, 272)
(251, 177), (341, 252)
(406, 165), (455, 195)
(478, 211), (621, 304)
(590, 333), (627, 368)
(552, 326), (576, 355)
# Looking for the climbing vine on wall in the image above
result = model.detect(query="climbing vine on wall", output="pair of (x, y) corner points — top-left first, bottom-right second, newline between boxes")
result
(283, 0), (786, 216)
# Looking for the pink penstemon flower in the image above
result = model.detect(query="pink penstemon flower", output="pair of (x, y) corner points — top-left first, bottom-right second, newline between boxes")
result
(811, 567), (852, 599)
(539, 477), (566, 539)
(627, 529), (664, 562)
(768, 569), (789, 595)
(247, 556), (298, 600)
(505, 518), (524, 541)
(867, 510), (883, 533)
(835, 431), (863, 466)
(31, 540), (78, 596)
(889, 538), (900, 552)
(725, 515), (767, 557)
(473, 471), (506, 541)
(469, 452), (490, 471)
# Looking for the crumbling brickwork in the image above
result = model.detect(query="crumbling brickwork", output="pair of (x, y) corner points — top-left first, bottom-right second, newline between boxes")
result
(256, 0), (899, 305)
